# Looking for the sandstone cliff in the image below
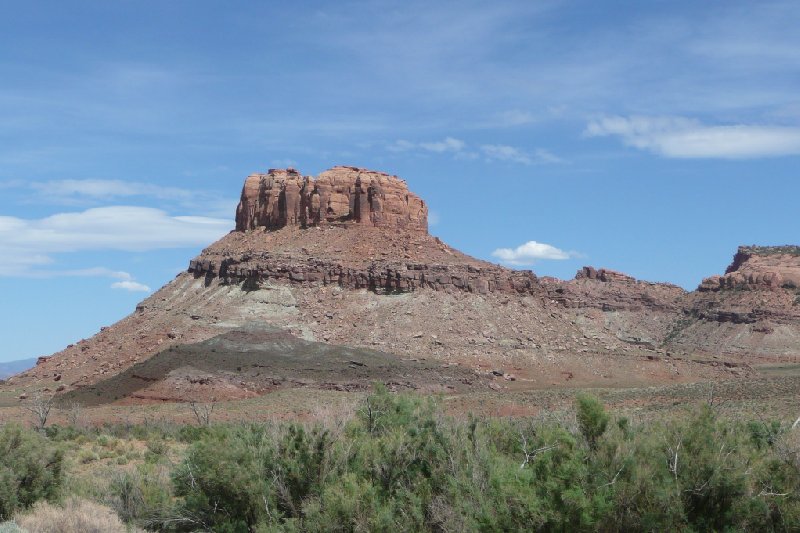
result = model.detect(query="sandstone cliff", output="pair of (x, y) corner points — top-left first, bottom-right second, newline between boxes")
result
(235, 166), (428, 233)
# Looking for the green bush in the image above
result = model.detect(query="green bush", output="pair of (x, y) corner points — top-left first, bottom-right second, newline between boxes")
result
(0, 424), (64, 520)
(108, 464), (172, 525)
(576, 394), (609, 450)
(164, 391), (800, 532)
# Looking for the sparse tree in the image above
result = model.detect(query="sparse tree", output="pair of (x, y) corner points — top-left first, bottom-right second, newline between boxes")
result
(25, 392), (54, 432)
(189, 400), (215, 427)
(65, 401), (85, 428)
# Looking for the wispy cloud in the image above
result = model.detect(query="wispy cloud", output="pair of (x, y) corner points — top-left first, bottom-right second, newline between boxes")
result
(492, 240), (577, 266)
(29, 179), (198, 201)
(480, 145), (563, 165)
(50, 267), (136, 280)
(388, 137), (560, 165)
(0, 178), (238, 219)
(388, 137), (466, 154)
(270, 159), (298, 168)
(585, 115), (800, 159)
(0, 206), (233, 278)
(40, 267), (153, 292)
(111, 280), (151, 292)
(419, 137), (466, 153)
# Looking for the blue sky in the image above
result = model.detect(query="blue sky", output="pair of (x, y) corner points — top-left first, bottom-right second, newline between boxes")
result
(1, 0), (799, 362)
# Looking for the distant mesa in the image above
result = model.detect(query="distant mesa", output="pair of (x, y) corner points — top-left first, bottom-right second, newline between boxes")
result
(235, 166), (428, 233)
(698, 245), (800, 292)
(575, 266), (636, 283)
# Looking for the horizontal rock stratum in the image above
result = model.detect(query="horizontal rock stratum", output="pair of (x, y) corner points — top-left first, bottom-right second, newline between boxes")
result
(235, 166), (428, 232)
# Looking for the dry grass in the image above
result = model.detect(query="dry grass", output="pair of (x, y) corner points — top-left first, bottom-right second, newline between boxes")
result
(15, 498), (140, 533)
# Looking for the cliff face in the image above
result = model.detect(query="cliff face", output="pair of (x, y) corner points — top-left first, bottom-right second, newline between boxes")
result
(235, 166), (428, 233)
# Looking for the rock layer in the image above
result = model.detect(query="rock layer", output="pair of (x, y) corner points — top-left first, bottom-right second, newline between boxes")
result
(235, 166), (428, 233)
(189, 254), (539, 295)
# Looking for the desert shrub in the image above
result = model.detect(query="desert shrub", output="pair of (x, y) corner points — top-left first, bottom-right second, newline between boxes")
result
(0, 521), (25, 533)
(576, 394), (609, 450)
(172, 422), (333, 531)
(747, 420), (783, 450)
(43, 425), (84, 443)
(15, 498), (133, 533)
(165, 390), (800, 532)
(0, 424), (63, 520)
(176, 425), (210, 444)
(108, 464), (172, 526)
(145, 438), (168, 456)
(75, 449), (99, 464)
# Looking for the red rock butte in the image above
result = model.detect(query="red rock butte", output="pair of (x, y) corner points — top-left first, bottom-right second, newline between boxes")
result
(235, 166), (429, 233)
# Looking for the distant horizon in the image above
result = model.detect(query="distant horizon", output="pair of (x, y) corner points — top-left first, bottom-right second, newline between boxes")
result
(2, 0), (799, 362)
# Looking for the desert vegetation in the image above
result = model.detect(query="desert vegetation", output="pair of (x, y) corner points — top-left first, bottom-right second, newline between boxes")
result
(1, 387), (800, 531)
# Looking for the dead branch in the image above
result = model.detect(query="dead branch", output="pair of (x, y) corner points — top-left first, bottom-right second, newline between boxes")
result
(519, 431), (557, 469)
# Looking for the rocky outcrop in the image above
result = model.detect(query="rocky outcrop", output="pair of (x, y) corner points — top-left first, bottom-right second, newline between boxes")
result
(543, 266), (685, 312)
(665, 246), (800, 357)
(188, 254), (539, 295)
(698, 246), (800, 292)
(235, 166), (428, 233)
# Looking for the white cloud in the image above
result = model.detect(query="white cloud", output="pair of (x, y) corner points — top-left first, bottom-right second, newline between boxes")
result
(111, 280), (151, 292)
(0, 206), (233, 277)
(492, 240), (575, 266)
(585, 115), (800, 159)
